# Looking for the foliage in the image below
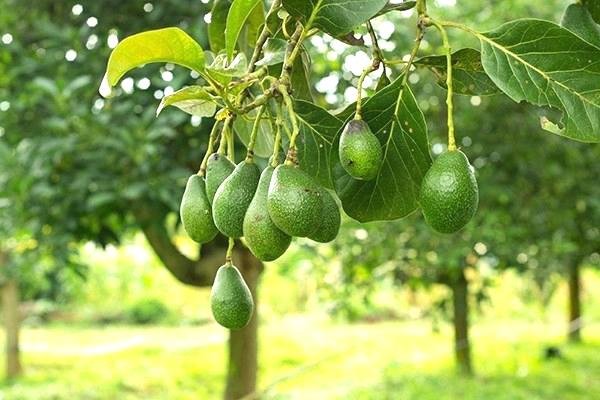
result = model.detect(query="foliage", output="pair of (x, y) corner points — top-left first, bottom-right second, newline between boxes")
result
(126, 297), (172, 325)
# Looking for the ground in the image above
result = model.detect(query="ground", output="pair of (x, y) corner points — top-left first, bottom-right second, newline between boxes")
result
(1, 317), (599, 400)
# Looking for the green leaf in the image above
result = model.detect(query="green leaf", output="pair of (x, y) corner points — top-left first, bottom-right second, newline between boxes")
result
(209, 0), (232, 52)
(290, 52), (314, 101)
(104, 27), (205, 87)
(416, 48), (500, 96)
(332, 76), (432, 222)
(479, 19), (600, 142)
(294, 100), (344, 188)
(561, 4), (600, 49)
(255, 38), (287, 66)
(282, 0), (389, 37)
(205, 53), (248, 85)
(225, 0), (262, 60)
(156, 86), (217, 117)
(582, 0), (600, 24)
(234, 110), (274, 158)
(375, 1), (416, 17)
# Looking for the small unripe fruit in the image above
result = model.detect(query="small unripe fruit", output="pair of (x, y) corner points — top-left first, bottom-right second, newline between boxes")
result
(179, 175), (218, 244)
(339, 119), (383, 181)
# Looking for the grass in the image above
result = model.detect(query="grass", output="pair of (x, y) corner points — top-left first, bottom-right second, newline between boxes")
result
(1, 317), (599, 399)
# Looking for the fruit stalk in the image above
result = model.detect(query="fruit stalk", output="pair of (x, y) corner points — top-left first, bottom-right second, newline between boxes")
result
(270, 116), (283, 167)
(225, 237), (235, 263)
(245, 105), (266, 162)
(279, 85), (301, 164)
(217, 117), (233, 155)
(198, 120), (222, 176)
(428, 19), (456, 151)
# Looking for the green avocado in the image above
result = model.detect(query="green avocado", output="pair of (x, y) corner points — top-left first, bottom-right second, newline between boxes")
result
(179, 175), (218, 244)
(205, 153), (235, 204)
(267, 164), (322, 237)
(339, 119), (383, 181)
(210, 263), (254, 330)
(308, 187), (341, 243)
(419, 150), (479, 233)
(243, 166), (292, 261)
(212, 161), (260, 238)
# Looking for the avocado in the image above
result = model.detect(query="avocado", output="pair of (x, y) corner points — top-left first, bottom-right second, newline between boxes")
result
(179, 175), (218, 244)
(419, 150), (479, 233)
(205, 153), (235, 204)
(212, 161), (261, 238)
(210, 263), (254, 330)
(267, 164), (322, 237)
(339, 119), (383, 181)
(243, 166), (292, 261)
(308, 187), (341, 243)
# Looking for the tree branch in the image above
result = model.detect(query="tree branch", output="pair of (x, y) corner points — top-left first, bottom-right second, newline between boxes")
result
(132, 207), (224, 287)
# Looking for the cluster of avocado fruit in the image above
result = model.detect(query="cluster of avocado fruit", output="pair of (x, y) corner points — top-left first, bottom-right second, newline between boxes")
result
(179, 147), (343, 329)
(180, 116), (478, 330)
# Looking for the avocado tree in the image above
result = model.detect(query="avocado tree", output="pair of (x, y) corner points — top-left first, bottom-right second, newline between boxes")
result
(100, 0), (599, 383)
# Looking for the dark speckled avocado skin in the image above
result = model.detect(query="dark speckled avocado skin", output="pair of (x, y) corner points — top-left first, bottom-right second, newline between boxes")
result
(205, 153), (235, 204)
(309, 187), (341, 243)
(210, 263), (254, 330)
(267, 164), (322, 237)
(339, 119), (383, 181)
(243, 166), (292, 261)
(419, 150), (479, 233)
(179, 175), (218, 244)
(212, 161), (260, 238)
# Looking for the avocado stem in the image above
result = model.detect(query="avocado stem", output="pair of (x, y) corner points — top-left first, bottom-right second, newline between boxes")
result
(427, 18), (457, 151)
(225, 237), (235, 263)
(217, 117), (233, 156)
(198, 120), (222, 176)
(245, 105), (266, 162)
(270, 116), (283, 167)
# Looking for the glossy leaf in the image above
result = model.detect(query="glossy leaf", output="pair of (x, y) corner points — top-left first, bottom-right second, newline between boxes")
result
(416, 48), (500, 96)
(561, 4), (600, 49)
(332, 76), (432, 222)
(209, 0), (232, 52)
(225, 0), (262, 60)
(156, 86), (217, 117)
(295, 100), (344, 188)
(479, 19), (600, 142)
(104, 28), (205, 87)
(282, 0), (388, 37)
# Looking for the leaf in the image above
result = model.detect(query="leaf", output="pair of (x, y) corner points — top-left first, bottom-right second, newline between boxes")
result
(104, 27), (205, 87)
(416, 48), (500, 96)
(209, 0), (232, 52)
(375, 1), (416, 17)
(156, 86), (217, 117)
(205, 53), (248, 85)
(234, 110), (274, 158)
(561, 3), (600, 49)
(255, 38), (287, 66)
(376, 71), (391, 91)
(282, 0), (389, 37)
(332, 76), (432, 222)
(582, 0), (600, 24)
(290, 52), (314, 101)
(225, 0), (262, 60)
(294, 100), (344, 188)
(479, 19), (600, 142)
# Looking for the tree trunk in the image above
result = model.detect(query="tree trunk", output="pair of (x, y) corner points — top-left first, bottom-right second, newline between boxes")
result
(2, 278), (22, 380)
(224, 247), (262, 400)
(567, 260), (582, 343)
(451, 269), (472, 375)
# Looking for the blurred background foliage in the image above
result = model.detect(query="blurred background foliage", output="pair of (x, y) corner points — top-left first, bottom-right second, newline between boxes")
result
(0, 0), (599, 399)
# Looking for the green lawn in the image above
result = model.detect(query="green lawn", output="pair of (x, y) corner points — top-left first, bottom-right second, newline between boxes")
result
(1, 317), (599, 399)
